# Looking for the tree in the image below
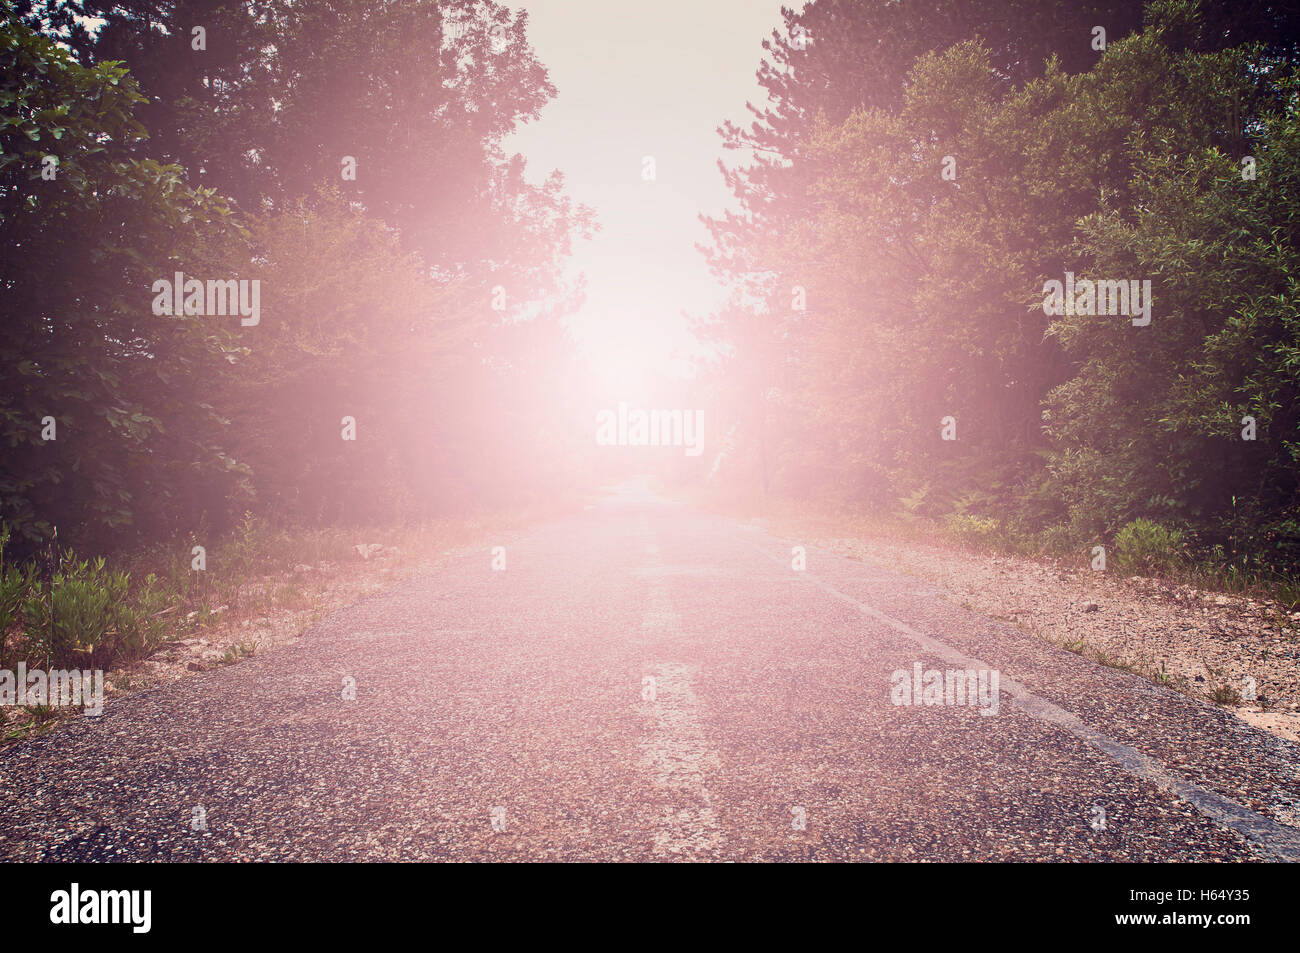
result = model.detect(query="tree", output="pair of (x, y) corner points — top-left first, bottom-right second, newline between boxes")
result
(700, 0), (1300, 577)
(1, 6), (248, 553)
(1043, 47), (1300, 567)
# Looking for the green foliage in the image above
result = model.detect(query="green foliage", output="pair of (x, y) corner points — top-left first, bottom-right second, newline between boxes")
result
(218, 640), (257, 666)
(945, 514), (1002, 549)
(1113, 519), (1188, 575)
(224, 512), (278, 579)
(0, 8), (248, 553)
(21, 553), (130, 667)
(706, 0), (1300, 581)
(26, 0), (589, 317)
(1043, 46), (1300, 563)
(1, 523), (175, 668)
(121, 573), (176, 660)
(2, 1), (595, 555)
(0, 525), (36, 667)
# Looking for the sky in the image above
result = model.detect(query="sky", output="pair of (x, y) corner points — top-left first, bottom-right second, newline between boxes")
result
(502, 0), (790, 393)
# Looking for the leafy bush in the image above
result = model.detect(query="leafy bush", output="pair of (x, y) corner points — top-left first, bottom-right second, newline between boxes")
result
(1113, 519), (1187, 576)
(118, 573), (176, 661)
(945, 513), (1001, 549)
(2, 524), (178, 669)
(0, 526), (36, 668)
(21, 554), (130, 667)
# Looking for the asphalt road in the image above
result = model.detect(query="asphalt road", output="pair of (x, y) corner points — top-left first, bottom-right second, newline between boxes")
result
(3, 482), (1298, 861)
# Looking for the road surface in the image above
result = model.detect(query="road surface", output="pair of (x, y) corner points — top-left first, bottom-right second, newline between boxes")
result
(2, 482), (1298, 861)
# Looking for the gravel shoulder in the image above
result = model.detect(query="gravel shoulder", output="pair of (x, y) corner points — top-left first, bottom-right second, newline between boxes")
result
(2, 505), (578, 745)
(742, 510), (1300, 743)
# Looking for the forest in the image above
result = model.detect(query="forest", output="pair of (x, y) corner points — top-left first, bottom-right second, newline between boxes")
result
(697, 0), (1300, 590)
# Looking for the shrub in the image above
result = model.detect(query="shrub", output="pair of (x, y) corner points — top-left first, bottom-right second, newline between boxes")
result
(1113, 519), (1187, 576)
(944, 513), (1001, 549)
(21, 554), (131, 667)
(118, 573), (176, 661)
(0, 526), (36, 668)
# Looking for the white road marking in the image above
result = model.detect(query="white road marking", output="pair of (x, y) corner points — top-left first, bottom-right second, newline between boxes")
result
(750, 540), (1300, 861)
(637, 522), (724, 858)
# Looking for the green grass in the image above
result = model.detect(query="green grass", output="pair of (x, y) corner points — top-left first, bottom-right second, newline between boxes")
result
(218, 640), (258, 665)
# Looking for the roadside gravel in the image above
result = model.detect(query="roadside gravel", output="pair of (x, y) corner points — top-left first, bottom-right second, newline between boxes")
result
(755, 520), (1300, 742)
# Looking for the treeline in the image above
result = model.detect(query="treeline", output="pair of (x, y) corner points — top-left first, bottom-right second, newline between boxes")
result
(701, 0), (1300, 580)
(1, 0), (594, 559)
